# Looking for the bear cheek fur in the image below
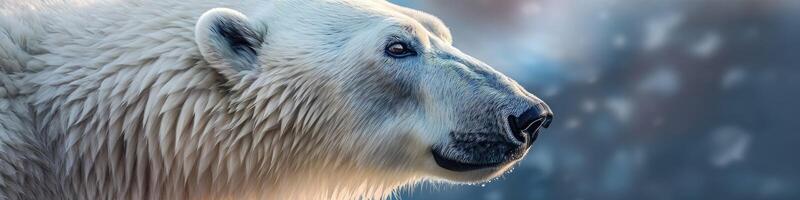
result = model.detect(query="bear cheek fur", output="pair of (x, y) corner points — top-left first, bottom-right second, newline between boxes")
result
(333, 58), (428, 168)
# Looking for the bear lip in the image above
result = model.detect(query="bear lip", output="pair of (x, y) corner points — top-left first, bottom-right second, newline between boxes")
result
(431, 149), (506, 172)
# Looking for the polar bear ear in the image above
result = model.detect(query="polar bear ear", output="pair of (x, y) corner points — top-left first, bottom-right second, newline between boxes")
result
(195, 8), (265, 82)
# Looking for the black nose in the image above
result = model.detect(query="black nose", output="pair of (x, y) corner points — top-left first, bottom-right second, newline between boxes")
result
(507, 103), (554, 144)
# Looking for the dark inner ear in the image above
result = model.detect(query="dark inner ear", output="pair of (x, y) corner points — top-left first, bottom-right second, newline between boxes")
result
(211, 16), (263, 70)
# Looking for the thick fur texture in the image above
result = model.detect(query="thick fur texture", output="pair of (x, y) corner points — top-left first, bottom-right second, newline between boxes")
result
(0, 0), (551, 199)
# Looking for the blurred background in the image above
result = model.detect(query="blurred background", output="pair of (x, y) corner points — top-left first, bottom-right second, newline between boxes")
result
(390, 0), (800, 199)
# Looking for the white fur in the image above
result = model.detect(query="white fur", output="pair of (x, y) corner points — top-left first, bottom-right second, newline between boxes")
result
(0, 0), (538, 199)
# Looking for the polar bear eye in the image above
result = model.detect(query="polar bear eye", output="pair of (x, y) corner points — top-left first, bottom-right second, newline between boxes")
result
(385, 42), (415, 58)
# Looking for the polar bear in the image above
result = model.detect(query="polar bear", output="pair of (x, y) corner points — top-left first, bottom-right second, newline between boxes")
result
(0, 0), (553, 199)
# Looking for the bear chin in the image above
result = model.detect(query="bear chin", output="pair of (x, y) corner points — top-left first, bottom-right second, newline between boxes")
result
(423, 156), (521, 183)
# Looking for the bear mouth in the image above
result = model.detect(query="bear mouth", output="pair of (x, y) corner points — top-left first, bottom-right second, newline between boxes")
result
(431, 150), (506, 172)
(431, 130), (532, 172)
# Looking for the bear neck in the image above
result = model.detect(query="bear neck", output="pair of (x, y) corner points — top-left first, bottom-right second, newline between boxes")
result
(34, 59), (413, 199)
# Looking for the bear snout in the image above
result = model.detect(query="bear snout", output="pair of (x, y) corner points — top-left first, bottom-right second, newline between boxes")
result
(431, 97), (554, 172)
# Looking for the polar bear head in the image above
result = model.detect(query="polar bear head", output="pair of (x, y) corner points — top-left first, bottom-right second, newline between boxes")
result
(193, 0), (553, 195)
